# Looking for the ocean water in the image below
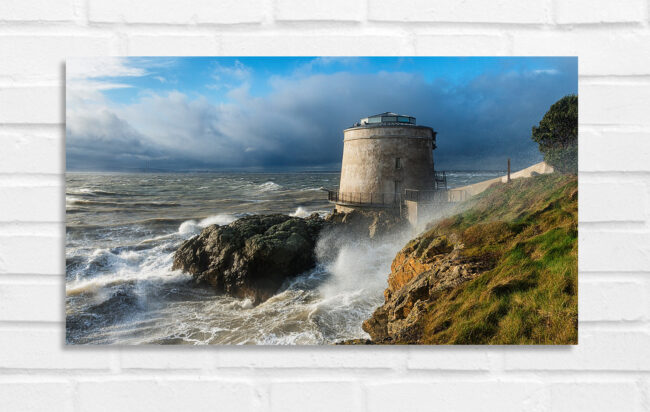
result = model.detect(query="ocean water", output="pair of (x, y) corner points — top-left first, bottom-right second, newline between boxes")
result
(66, 171), (503, 345)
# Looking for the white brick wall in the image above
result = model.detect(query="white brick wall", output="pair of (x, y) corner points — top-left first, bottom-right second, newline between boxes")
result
(1, 0), (648, 410)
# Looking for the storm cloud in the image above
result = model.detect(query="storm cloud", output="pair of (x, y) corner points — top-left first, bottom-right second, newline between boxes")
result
(66, 61), (577, 171)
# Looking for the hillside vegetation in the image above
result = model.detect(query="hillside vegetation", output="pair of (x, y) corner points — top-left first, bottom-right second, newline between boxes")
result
(362, 173), (578, 344)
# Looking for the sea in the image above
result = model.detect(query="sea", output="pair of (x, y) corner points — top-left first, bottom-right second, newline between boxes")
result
(65, 171), (504, 345)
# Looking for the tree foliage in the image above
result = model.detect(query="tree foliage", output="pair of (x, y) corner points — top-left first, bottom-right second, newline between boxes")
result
(532, 95), (578, 174)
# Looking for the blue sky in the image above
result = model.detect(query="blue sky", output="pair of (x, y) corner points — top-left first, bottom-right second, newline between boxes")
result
(66, 56), (577, 171)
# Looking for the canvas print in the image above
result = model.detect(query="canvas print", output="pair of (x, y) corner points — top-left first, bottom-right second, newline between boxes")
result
(66, 57), (578, 345)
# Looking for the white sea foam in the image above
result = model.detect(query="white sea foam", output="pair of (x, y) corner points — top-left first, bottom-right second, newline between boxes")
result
(178, 213), (237, 234)
(258, 181), (282, 191)
(290, 206), (310, 218)
(67, 245), (187, 296)
(66, 195), (83, 205)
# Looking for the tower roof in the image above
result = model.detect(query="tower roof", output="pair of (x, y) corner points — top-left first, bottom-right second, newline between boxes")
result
(358, 112), (416, 126)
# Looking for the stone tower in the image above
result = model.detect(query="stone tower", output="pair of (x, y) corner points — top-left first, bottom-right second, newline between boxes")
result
(330, 112), (437, 213)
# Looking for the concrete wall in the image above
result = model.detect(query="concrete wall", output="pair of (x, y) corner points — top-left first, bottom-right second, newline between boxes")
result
(448, 161), (555, 200)
(2, 1), (650, 411)
(338, 125), (434, 201)
(405, 199), (440, 230)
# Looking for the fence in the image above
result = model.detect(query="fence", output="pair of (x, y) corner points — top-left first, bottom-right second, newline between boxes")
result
(326, 190), (400, 207)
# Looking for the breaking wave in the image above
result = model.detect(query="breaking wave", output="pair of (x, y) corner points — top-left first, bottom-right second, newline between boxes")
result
(290, 207), (310, 218)
(177, 214), (237, 234)
(258, 181), (282, 191)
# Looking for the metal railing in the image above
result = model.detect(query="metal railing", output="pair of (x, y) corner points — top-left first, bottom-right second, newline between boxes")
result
(326, 190), (400, 207)
(325, 171), (452, 207)
(434, 171), (447, 190)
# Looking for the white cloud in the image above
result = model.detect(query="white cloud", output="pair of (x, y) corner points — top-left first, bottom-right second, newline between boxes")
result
(67, 67), (575, 171)
(208, 60), (252, 90)
(532, 69), (560, 75)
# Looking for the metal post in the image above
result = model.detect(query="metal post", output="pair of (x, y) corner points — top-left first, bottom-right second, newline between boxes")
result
(507, 158), (511, 183)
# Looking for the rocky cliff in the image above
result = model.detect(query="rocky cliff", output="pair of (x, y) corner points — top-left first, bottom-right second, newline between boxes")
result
(363, 173), (578, 344)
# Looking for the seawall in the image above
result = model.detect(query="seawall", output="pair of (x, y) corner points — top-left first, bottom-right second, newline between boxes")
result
(448, 161), (554, 201)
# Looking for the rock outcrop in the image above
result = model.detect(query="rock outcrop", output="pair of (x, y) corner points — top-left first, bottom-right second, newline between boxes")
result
(172, 213), (325, 304)
(325, 209), (405, 239)
(362, 234), (493, 343)
(172, 208), (407, 305)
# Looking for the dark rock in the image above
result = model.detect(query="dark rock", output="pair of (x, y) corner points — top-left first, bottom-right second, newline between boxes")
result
(172, 214), (326, 304)
(325, 208), (406, 239)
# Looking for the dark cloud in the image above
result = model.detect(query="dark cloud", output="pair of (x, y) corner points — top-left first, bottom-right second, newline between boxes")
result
(66, 66), (577, 172)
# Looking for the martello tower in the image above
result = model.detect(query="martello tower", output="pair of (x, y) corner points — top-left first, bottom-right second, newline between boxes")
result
(330, 112), (440, 213)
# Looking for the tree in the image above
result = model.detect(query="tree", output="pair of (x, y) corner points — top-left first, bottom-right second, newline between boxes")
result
(531, 94), (578, 174)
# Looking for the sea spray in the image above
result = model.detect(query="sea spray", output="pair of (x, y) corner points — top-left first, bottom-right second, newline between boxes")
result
(290, 206), (310, 218)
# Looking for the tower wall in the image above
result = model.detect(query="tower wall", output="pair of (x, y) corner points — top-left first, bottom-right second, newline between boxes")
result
(337, 125), (434, 209)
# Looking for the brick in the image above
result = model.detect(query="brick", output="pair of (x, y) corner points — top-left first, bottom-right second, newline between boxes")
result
(271, 381), (362, 412)
(219, 34), (413, 55)
(580, 130), (650, 172)
(579, 280), (646, 321)
(579, 180), (646, 222)
(127, 35), (218, 55)
(549, 382), (643, 412)
(0, 282), (63, 322)
(120, 348), (212, 370)
(555, 0), (645, 24)
(215, 346), (404, 369)
(275, 0), (364, 21)
(88, 0), (265, 24)
(0, 328), (111, 369)
(76, 380), (256, 412)
(0, 35), (114, 82)
(366, 382), (547, 412)
(415, 34), (508, 55)
(0, 87), (62, 124)
(0, 0), (76, 22)
(504, 330), (650, 370)
(407, 346), (492, 370)
(580, 232), (650, 272)
(581, 83), (650, 126)
(0, 127), (63, 174)
(0, 236), (63, 275)
(512, 32), (650, 75)
(0, 186), (64, 222)
(0, 382), (73, 412)
(368, 0), (548, 23)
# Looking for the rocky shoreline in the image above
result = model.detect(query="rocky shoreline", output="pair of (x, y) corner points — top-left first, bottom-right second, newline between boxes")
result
(172, 209), (406, 305)
(172, 173), (577, 344)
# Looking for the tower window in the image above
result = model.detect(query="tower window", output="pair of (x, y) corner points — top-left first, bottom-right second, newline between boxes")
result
(395, 157), (401, 169)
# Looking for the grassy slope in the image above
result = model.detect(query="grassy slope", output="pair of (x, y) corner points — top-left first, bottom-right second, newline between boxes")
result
(416, 173), (578, 344)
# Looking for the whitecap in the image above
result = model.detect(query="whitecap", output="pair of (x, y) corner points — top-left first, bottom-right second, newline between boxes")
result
(258, 181), (282, 191)
(290, 207), (310, 218)
(178, 213), (237, 235)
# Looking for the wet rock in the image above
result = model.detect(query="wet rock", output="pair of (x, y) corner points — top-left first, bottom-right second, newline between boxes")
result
(172, 213), (325, 304)
(325, 209), (406, 239)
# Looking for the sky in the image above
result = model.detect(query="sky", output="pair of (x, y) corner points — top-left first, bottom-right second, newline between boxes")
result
(66, 56), (577, 172)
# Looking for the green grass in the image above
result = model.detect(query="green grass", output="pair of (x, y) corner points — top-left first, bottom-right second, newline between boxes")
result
(414, 173), (578, 344)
